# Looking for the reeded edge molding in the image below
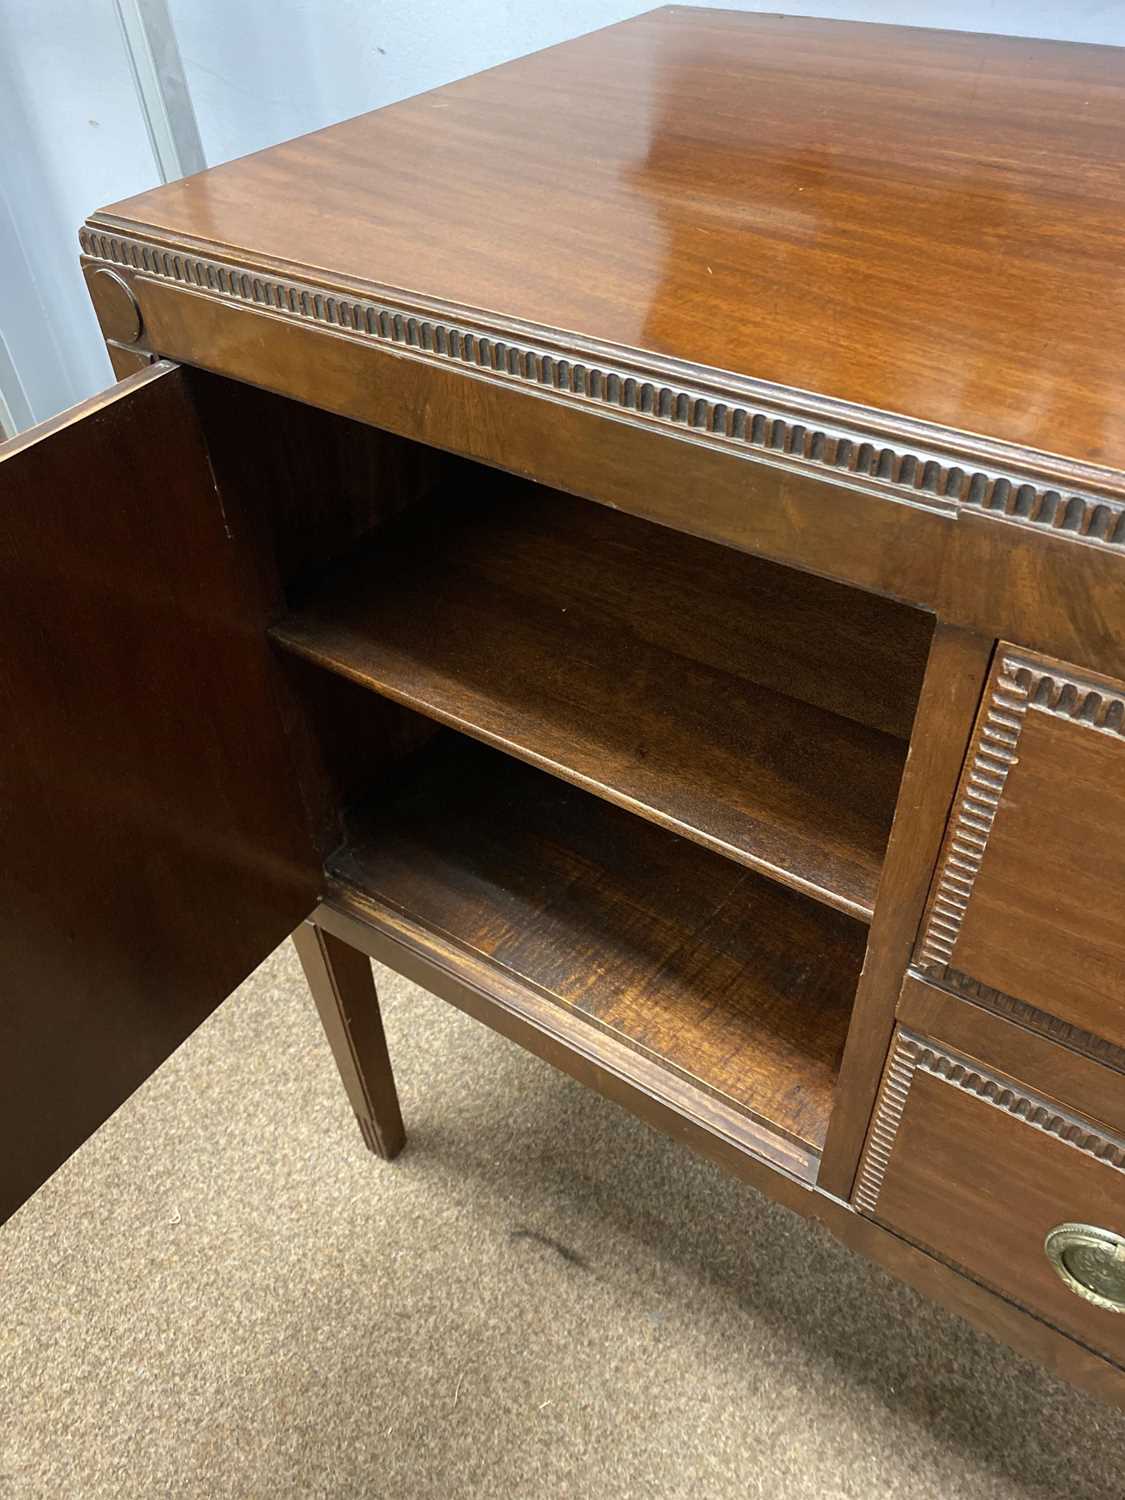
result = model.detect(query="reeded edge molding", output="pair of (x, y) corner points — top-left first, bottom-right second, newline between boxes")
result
(855, 1030), (1125, 1215)
(854, 1035), (918, 1213)
(918, 964), (1125, 1076)
(916, 662), (1029, 971)
(1006, 653), (1125, 741)
(913, 1037), (1125, 1169)
(80, 219), (1125, 544)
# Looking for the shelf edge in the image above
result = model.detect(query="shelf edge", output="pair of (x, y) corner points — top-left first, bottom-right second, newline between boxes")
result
(271, 625), (882, 924)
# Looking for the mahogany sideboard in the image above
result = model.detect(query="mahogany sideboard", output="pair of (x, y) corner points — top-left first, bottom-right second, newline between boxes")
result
(3, 8), (1124, 1410)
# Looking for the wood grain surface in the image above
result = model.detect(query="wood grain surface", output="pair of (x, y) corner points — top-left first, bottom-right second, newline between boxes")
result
(898, 973), (1125, 1138)
(917, 647), (1125, 1053)
(273, 479), (925, 918)
(0, 366), (318, 1221)
(861, 1030), (1125, 1365)
(95, 8), (1125, 467)
(816, 625), (994, 1197)
(329, 736), (866, 1154)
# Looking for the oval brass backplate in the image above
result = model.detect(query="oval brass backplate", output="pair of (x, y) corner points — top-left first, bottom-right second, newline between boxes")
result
(1045, 1223), (1125, 1313)
(84, 267), (144, 345)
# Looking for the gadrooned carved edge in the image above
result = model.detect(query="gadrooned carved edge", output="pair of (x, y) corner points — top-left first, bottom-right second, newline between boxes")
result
(1004, 654), (1125, 740)
(79, 224), (1125, 543)
(915, 665), (1030, 972)
(922, 964), (1125, 1076)
(855, 1030), (1125, 1216)
(915, 1039), (1125, 1170)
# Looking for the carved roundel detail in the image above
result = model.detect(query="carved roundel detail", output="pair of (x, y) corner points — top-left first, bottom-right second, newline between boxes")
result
(85, 267), (143, 345)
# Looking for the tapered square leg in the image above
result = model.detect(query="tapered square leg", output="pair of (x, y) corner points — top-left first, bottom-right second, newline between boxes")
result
(292, 920), (406, 1159)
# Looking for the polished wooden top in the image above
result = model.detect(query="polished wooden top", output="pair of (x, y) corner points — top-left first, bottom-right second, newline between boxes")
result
(96, 7), (1125, 469)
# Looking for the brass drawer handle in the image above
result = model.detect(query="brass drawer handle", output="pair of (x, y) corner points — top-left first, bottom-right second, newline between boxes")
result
(1044, 1224), (1125, 1312)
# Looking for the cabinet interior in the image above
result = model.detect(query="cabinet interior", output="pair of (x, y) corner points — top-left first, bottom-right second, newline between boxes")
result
(225, 379), (935, 1174)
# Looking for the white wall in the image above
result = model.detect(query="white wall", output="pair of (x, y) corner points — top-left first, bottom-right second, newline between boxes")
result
(169, 0), (1125, 168)
(3, 0), (1124, 429)
(0, 1), (158, 425)
(169, 0), (646, 167)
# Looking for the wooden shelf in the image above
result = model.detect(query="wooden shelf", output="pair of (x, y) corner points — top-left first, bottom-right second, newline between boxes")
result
(273, 479), (929, 920)
(327, 736), (867, 1170)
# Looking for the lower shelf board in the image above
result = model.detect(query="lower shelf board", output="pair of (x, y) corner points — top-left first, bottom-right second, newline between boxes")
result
(326, 737), (865, 1177)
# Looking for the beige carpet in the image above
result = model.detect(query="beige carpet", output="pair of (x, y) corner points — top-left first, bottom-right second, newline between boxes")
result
(2, 940), (1123, 1499)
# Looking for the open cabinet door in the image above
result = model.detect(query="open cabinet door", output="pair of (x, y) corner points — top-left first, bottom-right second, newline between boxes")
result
(0, 363), (319, 1222)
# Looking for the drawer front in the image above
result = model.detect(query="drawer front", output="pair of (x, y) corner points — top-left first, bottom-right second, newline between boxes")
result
(856, 1025), (1125, 1362)
(915, 644), (1125, 1062)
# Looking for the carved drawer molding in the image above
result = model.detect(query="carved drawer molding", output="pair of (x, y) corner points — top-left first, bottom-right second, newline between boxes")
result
(855, 1030), (1125, 1216)
(854, 1025), (1125, 1362)
(918, 966), (1125, 1075)
(915, 646), (1125, 1056)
